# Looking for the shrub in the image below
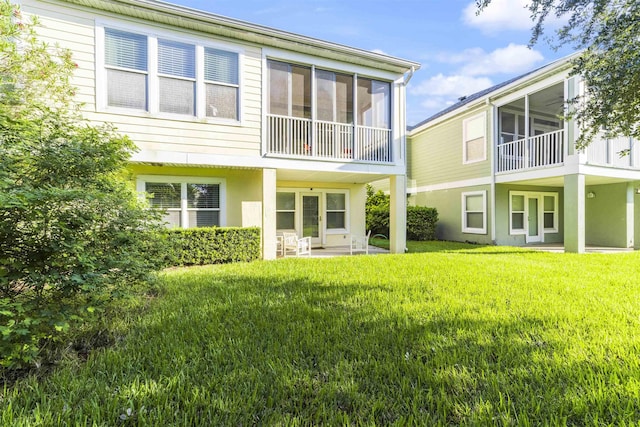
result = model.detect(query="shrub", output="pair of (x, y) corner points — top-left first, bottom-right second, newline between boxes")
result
(0, 2), (163, 370)
(365, 185), (390, 237)
(407, 206), (438, 241)
(163, 227), (261, 266)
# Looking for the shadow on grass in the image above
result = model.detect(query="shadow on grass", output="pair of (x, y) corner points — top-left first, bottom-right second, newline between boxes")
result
(7, 262), (639, 425)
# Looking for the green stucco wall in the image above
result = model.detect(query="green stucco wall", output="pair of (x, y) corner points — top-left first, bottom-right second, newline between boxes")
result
(585, 182), (632, 247)
(410, 184), (493, 245)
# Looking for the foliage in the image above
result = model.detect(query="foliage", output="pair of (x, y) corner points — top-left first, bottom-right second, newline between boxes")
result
(0, 1), (162, 370)
(365, 184), (390, 237)
(406, 206), (438, 241)
(476, 0), (640, 148)
(365, 185), (438, 240)
(162, 227), (261, 266)
(3, 246), (640, 424)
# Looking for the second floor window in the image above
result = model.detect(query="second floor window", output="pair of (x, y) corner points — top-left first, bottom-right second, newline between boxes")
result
(104, 27), (239, 121)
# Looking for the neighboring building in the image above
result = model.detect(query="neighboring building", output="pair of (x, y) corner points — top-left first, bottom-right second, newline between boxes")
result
(408, 55), (640, 253)
(22, 0), (419, 259)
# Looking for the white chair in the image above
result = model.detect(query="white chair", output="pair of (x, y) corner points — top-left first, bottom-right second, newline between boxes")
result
(276, 235), (284, 257)
(282, 232), (312, 257)
(350, 230), (371, 255)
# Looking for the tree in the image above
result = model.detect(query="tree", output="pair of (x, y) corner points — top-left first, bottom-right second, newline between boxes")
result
(476, 0), (640, 149)
(0, 1), (162, 369)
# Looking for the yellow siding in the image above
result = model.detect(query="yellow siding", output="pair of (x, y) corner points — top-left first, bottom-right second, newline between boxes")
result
(23, 0), (263, 159)
(408, 107), (492, 187)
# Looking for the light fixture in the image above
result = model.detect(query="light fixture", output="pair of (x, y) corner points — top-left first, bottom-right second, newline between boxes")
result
(587, 191), (596, 199)
(636, 187), (640, 194)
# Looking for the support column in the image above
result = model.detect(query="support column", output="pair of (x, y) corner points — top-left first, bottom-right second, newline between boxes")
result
(564, 174), (585, 253)
(262, 168), (277, 260)
(626, 183), (635, 248)
(389, 174), (407, 254)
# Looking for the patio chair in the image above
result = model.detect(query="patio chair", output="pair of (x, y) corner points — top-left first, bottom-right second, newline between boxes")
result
(350, 230), (371, 255)
(282, 232), (312, 257)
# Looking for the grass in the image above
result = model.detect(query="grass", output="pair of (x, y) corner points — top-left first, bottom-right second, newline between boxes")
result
(3, 242), (640, 425)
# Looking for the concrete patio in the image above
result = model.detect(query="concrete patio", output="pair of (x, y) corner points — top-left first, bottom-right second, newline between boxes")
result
(525, 243), (634, 254)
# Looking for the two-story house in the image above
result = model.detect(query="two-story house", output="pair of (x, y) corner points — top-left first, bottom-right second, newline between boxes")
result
(21, 0), (419, 259)
(408, 55), (640, 253)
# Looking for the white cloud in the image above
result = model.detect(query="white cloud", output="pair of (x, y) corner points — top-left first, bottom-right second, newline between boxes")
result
(410, 74), (493, 98)
(371, 48), (388, 56)
(462, 0), (533, 32)
(458, 43), (544, 76)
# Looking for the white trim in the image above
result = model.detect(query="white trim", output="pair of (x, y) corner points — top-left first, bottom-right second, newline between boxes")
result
(462, 112), (487, 164)
(461, 190), (487, 234)
(508, 190), (559, 238)
(136, 174), (227, 227)
(410, 176), (492, 194)
(96, 19), (244, 124)
(324, 190), (350, 235)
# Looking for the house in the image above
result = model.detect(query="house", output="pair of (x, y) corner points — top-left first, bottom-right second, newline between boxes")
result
(407, 55), (640, 253)
(21, 0), (419, 259)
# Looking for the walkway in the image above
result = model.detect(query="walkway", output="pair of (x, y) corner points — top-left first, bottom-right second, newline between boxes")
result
(526, 243), (634, 254)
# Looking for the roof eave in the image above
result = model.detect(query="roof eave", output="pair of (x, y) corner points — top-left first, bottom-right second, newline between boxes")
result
(60, 0), (420, 74)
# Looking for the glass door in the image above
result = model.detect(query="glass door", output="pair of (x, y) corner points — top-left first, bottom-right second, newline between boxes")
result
(302, 194), (321, 246)
(526, 196), (543, 243)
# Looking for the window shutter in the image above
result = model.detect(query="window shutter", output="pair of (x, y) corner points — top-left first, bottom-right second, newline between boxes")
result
(105, 28), (147, 71)
(158, 40), (195, 78)
(204, 48), (238, 84)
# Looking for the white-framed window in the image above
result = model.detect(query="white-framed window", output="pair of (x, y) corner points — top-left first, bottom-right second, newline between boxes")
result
(101, 25), (240, 121)
(326, 192), (347, 231)
(509, 191), (558, 235)
(276, 192), (296, 230)
(462, 190), (487, 234)
(137, 176), (225, 228)
(463, 113), (486, 164)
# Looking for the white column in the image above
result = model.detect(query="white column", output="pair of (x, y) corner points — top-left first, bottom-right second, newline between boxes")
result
(262, 168), (277, 260)
(389, 174), (406, 254)
(564, 173), (585, 253)
(626, 183), (635, 248)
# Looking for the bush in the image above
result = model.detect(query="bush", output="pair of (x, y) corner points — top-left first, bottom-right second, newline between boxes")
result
(0, 2), (163, 370)
(163, 227), (261, 266)
(365, 185), (390, 237)
(407, 206), (438, 241)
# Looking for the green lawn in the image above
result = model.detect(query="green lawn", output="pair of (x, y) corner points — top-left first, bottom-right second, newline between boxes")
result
(3, 243), (640, 425)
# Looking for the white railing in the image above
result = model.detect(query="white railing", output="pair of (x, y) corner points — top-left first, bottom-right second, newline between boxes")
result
(266, 114), (392, 163)
(497, 129), (564, 172)
(355, 125), (392, 163)
(585, 136), (638, 169)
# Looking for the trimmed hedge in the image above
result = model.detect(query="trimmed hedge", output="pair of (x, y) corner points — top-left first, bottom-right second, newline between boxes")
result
(406, 206), (438, 241)
(163, 227), (261, 266)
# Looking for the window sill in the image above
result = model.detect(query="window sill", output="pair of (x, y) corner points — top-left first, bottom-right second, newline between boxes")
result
(463, 228), (486, 235)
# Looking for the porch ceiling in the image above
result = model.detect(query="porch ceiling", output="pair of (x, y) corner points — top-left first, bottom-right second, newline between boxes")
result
(276, 169), (389, 184)
(502, 175), (640, 187)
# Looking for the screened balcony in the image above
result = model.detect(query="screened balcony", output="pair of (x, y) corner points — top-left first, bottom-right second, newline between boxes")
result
(266, 60), (393, 164)
(496, 82), (565, 173)
(585, 136), (640, 169)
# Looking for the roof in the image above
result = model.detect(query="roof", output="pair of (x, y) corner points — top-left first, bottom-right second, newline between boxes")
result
(408, 53), (579, 133)
(60, 0), (420, 74)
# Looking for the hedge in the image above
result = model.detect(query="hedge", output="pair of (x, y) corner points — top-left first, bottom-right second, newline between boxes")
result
(366, 205), (438, 241)
(162, 227), (261, 266)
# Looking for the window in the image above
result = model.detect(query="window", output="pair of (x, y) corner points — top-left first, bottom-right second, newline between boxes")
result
(510, 194), (525, 234)
(326, 193), (346, 230)
(462, 191), (486, 234)
(103, 27), (240, 120)
(276, 192), (296, 230)
(316, 70), (353, 123)
(463, 113), (486, 163)
(140, 177), (224, 228)
(158, 39), (195, 115)
(543, 195), (557, 231)
(105, 28), (148, 110)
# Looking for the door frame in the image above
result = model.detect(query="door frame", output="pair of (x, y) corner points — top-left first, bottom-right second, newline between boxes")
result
(525, 195), (543, 243)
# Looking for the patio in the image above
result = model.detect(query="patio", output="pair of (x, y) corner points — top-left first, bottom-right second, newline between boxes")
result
(525, 243), (634, 254)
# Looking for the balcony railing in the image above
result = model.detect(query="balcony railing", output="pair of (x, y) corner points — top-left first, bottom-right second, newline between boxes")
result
(497, 129), (564, 173)
(266, 114), (392, 163)
(585, 136), (639, 169)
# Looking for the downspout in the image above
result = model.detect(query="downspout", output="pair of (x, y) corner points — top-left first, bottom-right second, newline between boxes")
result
(487, 98), (497, 244)
(400, 66), (415, 252)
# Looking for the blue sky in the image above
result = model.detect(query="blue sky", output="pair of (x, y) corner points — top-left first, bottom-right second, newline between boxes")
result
(171, 0), (575, 126)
